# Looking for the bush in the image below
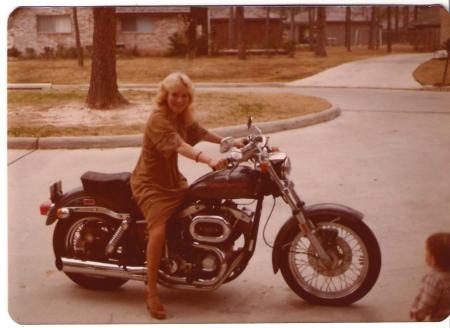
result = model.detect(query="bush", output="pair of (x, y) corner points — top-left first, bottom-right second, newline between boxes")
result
(283, 41), (296, 57)
(8, 47), (21, 57)
(117, 46), (139, 58)
(67, 47), (78, 58)
(54, 44), (77, 58)
(25, 48), (36, 59)
(42, 46), (55, 59)
(55, 44), (64, 58)
(84, 45), (93, 57)
(167, 32), (188, 56)
(56, 44), (67, 58)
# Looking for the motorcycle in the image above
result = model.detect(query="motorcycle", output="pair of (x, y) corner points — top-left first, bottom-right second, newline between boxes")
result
(39, 118), (381, 306)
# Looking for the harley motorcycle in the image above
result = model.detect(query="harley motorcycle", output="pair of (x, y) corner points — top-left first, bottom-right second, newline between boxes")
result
(40, 118), (381, 306)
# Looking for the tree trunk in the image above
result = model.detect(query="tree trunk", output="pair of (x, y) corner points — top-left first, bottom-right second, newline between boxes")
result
(315, 7), (327, 57)
(368, 6), (376, 49)
(308, 7), (315, 51)
(403, 6), (409, 29)
(413, 6), (419, 51)
(387, 7), (392, 53)
(228, 7), (235, 49)
(186, 15), (196, 59)
(289, 7), (296, 57)
(86, 7), (127, 109)
(265, 7), (271, 56)
(413, 6), (418, 21)
(236, 6), (246, 60)
(345, 6), (352, 51)
(72, 7), (84, 66)
(394, 6), (399, 32)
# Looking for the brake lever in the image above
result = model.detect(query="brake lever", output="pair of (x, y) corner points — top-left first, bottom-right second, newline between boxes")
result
(225, 160), (239, 180)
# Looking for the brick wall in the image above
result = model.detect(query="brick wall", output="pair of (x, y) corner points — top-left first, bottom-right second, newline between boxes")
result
(8, 7), (187, 56)
(8, 7), (93, 55)
(116, 14), (188, 55)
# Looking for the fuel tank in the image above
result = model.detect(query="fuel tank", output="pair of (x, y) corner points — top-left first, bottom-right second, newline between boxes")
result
(187, 166), (260, 200)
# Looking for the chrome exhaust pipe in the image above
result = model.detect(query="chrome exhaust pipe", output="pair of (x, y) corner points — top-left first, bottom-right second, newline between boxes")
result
(60, 257), (147, 282)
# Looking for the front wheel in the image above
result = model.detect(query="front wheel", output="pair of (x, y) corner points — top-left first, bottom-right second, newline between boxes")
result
(279, 215), (381, 306)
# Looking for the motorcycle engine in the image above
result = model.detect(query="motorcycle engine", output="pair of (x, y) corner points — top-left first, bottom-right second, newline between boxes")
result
(163, 202), (252, 283)
(189, 215), (232, 243)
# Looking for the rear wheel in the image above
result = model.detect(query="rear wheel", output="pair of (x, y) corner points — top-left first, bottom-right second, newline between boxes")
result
(53, 192), (129, 290)
(279, 214), (381, 305)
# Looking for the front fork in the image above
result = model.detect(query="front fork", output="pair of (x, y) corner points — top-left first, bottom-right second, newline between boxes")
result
(266, 165), (333, 266)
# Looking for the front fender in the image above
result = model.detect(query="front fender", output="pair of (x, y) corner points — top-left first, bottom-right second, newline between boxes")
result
(271, 203), (364, 274)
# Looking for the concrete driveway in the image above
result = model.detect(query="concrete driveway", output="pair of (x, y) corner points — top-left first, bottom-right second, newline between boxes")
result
(287, 53), (433, 89)
(7, 85), (450, 324)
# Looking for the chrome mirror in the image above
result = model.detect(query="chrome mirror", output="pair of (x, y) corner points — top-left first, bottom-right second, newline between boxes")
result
(247, 116), (253, 129)
(220, 137), (235, 153)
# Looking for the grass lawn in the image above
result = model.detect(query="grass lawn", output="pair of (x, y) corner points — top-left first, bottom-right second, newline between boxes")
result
(8, 45), (417, 84)
(8, 90), (331, 137)
(413, 58), (450, 86)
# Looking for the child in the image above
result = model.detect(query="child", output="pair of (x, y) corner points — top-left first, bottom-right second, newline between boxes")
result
(410, 232), (450, 321)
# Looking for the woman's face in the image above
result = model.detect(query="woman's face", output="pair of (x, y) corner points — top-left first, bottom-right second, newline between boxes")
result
(167, 83), (190, 114)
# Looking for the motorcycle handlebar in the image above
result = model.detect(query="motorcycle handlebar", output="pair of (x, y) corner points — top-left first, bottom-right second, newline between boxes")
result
(224, 133), (267, 165)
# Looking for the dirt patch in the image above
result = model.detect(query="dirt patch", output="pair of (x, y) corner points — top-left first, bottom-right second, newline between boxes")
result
(10, 102), (151, 128)
(8, 90), (331, 137)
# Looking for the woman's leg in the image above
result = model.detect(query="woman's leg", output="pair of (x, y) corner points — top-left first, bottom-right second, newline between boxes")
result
(146, 221), (167, 319)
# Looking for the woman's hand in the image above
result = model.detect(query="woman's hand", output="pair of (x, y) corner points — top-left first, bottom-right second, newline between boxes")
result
(209, 158), (228, 170)
(233, 137), (247, 149)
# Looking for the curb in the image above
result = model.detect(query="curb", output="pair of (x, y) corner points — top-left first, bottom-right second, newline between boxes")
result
(7, 82), (287, 90)
(8, 105), (341, 150)
(8, 83), (52, 90)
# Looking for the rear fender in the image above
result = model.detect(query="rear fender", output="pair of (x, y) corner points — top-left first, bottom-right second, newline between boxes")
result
(45, 187), (84, 225)
(271, 203), (364, 273)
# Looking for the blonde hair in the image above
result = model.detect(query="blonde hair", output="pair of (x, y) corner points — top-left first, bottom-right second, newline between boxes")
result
(153, 72), (195, 126)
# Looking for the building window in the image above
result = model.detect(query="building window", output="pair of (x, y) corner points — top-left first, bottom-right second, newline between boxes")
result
(37, 15), (72, 33)
(121, 16), (153, 32)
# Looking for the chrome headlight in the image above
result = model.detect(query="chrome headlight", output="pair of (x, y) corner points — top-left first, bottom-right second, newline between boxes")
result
(269, 152), (291, 179)
(281, 156), (292, 179)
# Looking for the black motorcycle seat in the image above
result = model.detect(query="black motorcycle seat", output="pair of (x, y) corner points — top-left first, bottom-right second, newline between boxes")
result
(80, 171), (142, 217)
(81, 171), (131, 187)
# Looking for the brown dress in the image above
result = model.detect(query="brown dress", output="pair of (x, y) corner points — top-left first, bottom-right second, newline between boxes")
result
(130, 108), (207, 228)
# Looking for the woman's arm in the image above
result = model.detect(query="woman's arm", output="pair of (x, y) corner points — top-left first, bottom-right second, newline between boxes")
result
(202, 131), (246, 148)
(202, 131), (222, 144)
(176, 141), (227, 170)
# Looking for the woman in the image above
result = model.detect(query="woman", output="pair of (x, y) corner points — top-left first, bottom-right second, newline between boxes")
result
(130, 72), (244, 319)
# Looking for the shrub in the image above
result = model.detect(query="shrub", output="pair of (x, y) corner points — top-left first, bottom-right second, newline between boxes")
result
(117, 46), (140, 58)
(54, 44), (77, 58)
(8, 47), (21, 57)
(25, 48), (36, 59)
(84, 45), (93, 57)
(67, 47), (78, 58)
(42, 46), (55, 59)
(167, 32), (188, 56)
(283, 41), (296, 56)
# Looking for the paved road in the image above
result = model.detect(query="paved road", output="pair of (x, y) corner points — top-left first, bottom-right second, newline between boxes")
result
(7, 86), (450, 324)
(287, 53), (433, 89)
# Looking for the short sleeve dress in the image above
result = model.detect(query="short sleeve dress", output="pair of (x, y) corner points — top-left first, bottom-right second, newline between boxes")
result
(130, 109), (207, 229)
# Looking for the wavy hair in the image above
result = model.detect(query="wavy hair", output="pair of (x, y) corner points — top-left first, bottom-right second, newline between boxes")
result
(153, 72), (195, 126)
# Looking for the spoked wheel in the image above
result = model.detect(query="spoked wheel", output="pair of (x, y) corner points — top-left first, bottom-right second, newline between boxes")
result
(279, 215), (381, 306)
(53, 193), (129, 290)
